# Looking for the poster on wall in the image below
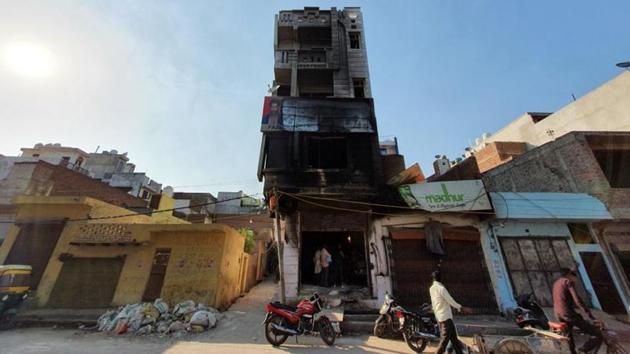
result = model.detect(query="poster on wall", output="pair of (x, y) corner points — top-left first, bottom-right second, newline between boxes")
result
(261, 96), (375, 133)
(399, 180), (492, 212)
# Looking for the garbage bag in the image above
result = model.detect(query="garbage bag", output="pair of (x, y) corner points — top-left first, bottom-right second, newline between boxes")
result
(141, 303), (160, 320)
(156, 320), (171, 334)
(173, 300), (196, 318)
(189, 324), (205, 333)
(115, 319), (129, 335)
(136, 324), (153, 335)
(128, 313), (145, 332)
(154, 298), (169, 316)
(189, 310), (217, 329)
(97, 310), (116, 331)
(196, 303), (209, 312)
(167, 321), (187, 334)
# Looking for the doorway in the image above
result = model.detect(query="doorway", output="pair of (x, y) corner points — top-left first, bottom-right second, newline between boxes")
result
(300, 231), (368, 288)
(143, 248), (171, 301)
(581, 252), (626, 314)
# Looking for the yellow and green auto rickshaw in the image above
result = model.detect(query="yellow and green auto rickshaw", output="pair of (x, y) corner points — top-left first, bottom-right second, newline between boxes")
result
(0, 265), (31, 330)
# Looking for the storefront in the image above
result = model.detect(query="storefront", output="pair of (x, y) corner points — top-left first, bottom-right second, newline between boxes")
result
(483, 192), (628, 314)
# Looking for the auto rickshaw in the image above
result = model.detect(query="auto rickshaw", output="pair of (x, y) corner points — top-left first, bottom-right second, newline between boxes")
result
(0, 265), (31, 330)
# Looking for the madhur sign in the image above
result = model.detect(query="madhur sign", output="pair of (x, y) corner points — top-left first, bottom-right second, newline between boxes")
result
(399, 180), (492, 212)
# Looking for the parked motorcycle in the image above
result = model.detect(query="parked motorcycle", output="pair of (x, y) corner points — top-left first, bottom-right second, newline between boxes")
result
(513, 293), (549, 330)
(373, 292), (405, 338)
(374, 293), (440, 353)
(263, 292), (336, 347)
(398, 304), (441, 353)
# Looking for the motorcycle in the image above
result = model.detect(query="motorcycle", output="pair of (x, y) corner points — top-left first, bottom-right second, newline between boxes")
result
(374, 293), (440, 353)
(398, 304), (441, 353)
(513, 293), (549, 330)
(373, 292), (405, 338)
(263, 292), (336, 347)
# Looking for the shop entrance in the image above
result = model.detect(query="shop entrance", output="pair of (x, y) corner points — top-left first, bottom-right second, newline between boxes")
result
(300, 231), (368, 288)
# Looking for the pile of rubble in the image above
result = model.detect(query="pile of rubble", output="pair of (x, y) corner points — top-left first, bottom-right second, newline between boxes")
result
(96, 299), (220, 336)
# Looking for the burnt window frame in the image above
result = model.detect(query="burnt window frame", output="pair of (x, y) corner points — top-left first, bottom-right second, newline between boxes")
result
(349, 32), (361, 49)
(305, 136), (348, 170)
(353, 78), (365, 98)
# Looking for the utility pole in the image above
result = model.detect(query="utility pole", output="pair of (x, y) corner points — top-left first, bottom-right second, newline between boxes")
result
(273, 188), (286, 303)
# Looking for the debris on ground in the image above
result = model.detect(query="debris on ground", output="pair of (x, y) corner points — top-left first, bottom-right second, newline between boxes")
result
(95, 298), (220, 336)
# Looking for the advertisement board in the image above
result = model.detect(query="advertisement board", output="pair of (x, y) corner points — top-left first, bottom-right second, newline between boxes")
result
(399, 180), (492, 212)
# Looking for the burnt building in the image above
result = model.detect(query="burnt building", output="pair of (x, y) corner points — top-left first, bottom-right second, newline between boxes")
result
(257, 7), (385, 299)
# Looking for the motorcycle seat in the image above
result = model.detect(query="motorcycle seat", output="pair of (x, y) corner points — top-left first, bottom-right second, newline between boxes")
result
(548, 321), (568, 332)
(270, 302), (297, 312)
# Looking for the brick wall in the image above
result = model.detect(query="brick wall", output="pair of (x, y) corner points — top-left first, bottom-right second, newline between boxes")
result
(482, 132), (630, 219)
(430, 156), (481, 182)
(475, 142), (527, 173)
(27, 161), (148, 209)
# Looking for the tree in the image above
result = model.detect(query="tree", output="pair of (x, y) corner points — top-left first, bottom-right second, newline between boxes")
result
(239, 228), (256, 254)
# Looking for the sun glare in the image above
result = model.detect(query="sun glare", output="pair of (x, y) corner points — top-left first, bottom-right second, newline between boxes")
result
(3, 41), (56, 78)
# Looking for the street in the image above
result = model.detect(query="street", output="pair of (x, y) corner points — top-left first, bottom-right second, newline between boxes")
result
(0, 281), (425, 354)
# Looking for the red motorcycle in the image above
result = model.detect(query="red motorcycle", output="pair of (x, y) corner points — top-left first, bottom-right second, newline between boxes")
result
(263, 292), (336, 347)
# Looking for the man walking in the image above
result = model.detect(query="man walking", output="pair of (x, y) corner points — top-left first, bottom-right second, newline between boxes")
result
(553, 268), (602, 354)
(430, 271), (471, 354)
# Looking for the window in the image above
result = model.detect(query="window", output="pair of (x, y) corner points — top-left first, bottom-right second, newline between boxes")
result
(349, 32), (361, 49)
(141, 190), (149, 199)
(32, 153), (40, 157)
(307, 137), (347, 169)
(353, 78), (365, 98)
(592, 149), (630, 188)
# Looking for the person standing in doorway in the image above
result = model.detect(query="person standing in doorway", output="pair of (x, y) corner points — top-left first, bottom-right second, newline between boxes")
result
(331, 244), (345, 287)
(430, 270), (471, 354)
(553, 267), (602, 354)
(319, 244), (331, 287)
(313, 246), (322, 285)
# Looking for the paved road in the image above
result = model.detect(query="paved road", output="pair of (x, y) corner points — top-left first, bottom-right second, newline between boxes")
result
(0, 281), (422, 354)
(3, 281), (628, 353)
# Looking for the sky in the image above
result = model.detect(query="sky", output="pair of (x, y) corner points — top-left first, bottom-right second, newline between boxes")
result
(1, 0), (629, 196)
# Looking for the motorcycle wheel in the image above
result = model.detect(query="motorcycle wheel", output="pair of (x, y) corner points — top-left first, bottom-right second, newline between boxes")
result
(317, 316), (336, 346)
(402, 317), (428, 353)
(373, 314), (390, 338)
(264, 315), (289, 347)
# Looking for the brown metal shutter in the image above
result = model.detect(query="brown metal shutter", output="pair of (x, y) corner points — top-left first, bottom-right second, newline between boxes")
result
(390, 229), (496, 312)
(48, 257), (125, 308)
(4, 222), (65, 289)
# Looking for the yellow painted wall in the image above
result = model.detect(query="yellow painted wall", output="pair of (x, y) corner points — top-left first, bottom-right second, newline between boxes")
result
(36, 223), (244, 309)
(0, 196), (244, 309)
(215, 227), (246, 309)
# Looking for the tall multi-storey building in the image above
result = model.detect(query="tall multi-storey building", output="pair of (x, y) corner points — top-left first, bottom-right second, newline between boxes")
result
(258, 7), (385, 300)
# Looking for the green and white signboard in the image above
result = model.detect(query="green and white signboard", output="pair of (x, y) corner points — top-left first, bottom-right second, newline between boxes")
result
(399, 180), (492, 212)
